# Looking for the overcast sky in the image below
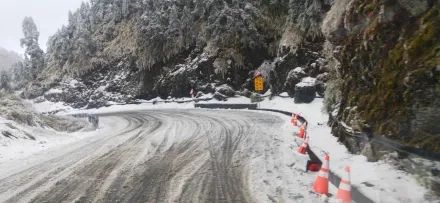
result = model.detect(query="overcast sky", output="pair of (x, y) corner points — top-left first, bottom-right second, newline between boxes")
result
(0, 0), (86, 54)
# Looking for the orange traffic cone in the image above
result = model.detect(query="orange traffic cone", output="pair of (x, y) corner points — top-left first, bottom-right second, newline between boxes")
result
(336, 166), (352, 203)
(297, 136), (309, 154)
(313, 154), (329, 195)
(291, 113), (298, 126)
(292, 118), (298, 126)
(298, 125), (305, 138)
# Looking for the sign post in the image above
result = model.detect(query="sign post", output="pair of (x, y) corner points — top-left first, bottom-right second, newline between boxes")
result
(254, 71), (264, 108)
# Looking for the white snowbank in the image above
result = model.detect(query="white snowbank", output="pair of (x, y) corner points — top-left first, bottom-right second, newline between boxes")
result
(0, 116), (128, 181)
(258, 96), (433, 203)
(31, 99), (73, 114)
(0, 115), (102, 163)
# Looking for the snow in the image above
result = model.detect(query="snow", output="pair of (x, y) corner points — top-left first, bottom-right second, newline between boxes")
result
(0, 115), (101, 164)
(0, 115), (128, 181)
(14, 94), (439, 202)
(279, 92), (289, 97)
(262, 89), (272, 97)
(69, 79), (79, 87)
(257, 95), (436, 203)
(296, 77), (317, 87)
(246, 110), (339, 202)
(293, 67), (305, 74)
(171, 65), (186, 76)
(96, 85), (106, 92)
(66, 100), (195, 115)
(30, 99), (72, 114)
(45, 88), (63, 94)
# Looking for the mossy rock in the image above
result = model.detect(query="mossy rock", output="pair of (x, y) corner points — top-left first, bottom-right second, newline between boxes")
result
(337, 3), (440, 153)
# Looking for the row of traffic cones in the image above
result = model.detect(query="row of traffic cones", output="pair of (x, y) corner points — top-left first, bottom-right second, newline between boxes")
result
(292, 113), (308, 154)
(291, 113), (307, 139)
(313, 154), (352, 203)
(291, 112), (351, 202)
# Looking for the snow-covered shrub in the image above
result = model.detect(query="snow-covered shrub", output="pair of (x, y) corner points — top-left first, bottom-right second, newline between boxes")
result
(40, 115), (88, 133)
(0, 92), (87, 132)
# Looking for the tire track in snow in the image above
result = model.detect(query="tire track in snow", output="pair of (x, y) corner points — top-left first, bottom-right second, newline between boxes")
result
(0, 115), (142, 203)
(0, 109), (284, 203)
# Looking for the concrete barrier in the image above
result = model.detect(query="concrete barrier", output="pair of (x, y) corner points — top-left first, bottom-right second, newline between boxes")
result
(195, 103), (258, 110)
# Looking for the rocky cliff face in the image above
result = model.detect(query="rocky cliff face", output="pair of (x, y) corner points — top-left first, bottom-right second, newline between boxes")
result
(22, 0), (439, 152)
(322, 0), (440, 153)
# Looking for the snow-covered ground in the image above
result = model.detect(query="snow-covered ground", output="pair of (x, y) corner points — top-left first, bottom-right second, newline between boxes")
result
(0, 114), (101, 163)
(258, 97), (438, 203)
(12, 95), (439, 203)
(203, 96), (438, 203)
(31, 100), (73, 113)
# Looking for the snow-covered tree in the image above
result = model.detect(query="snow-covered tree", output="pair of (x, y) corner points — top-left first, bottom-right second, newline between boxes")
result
(0, 70), (11, 92)
(10, 61), (25, 83)
(20, 16), (44, 79)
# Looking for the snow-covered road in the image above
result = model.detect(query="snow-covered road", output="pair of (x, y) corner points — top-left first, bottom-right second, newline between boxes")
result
(0, 109), (321, 203)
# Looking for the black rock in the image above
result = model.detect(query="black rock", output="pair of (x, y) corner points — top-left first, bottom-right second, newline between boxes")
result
(294, 77), (316, 103)
(284, 68), (307, 97)
(315, 73), (329, 97)
(432, 168), (440, 177)
(215, 84), (235, 97)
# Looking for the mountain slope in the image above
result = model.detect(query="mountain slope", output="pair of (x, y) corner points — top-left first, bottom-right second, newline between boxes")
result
(23, 0), (331, 104)
(0, 47), (22, 71)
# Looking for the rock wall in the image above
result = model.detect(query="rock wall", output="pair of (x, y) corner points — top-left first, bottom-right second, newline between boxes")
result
(322, 0), (440, 153)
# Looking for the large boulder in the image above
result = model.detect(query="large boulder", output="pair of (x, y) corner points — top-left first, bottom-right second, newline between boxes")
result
(294, 77), (317, 103)
(315, 73), (330, 97)
(198, 83), (215, 94)
(305, 58), (328, 77)
(361, 142), (377, 162)
(213, 92), (227, 101)
(284, 67), (307, 97)
(215, 84), (235, 97)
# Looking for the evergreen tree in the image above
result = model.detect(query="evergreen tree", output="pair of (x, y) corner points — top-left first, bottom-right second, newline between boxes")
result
(20, 16), (44, 79)
(0, 70), (11, 92)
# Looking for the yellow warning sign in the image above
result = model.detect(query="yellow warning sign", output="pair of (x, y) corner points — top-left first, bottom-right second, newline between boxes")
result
(254, 76), (264, 91)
